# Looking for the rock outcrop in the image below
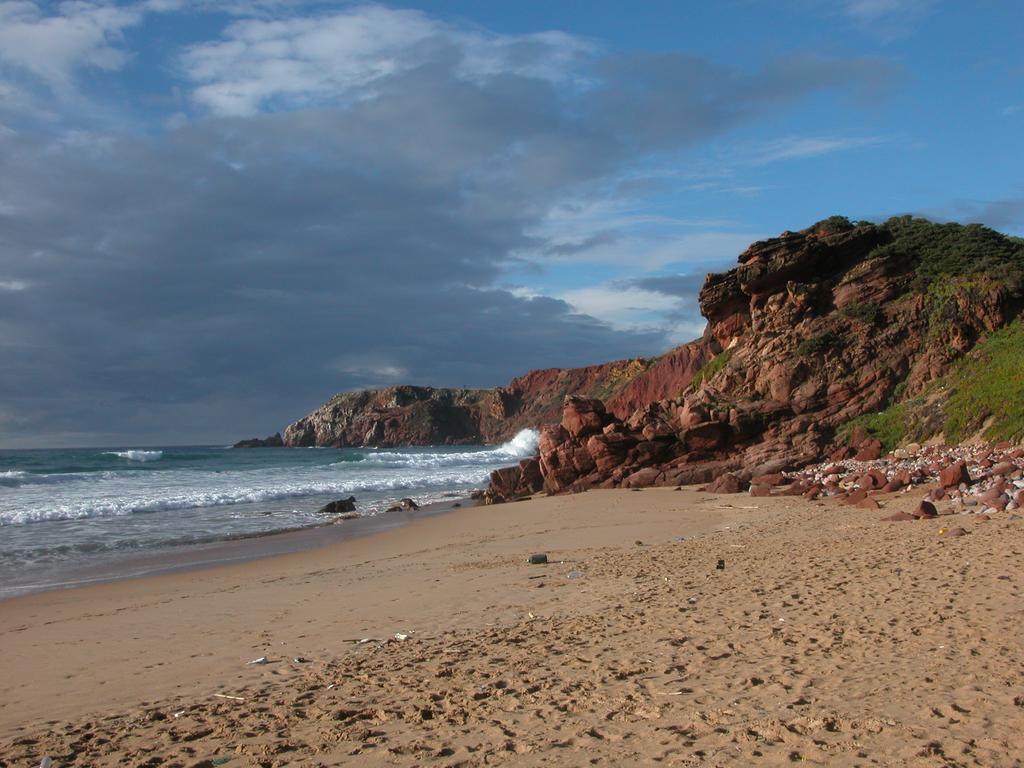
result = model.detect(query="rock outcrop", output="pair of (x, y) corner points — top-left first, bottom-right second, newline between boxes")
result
(244, 216), (1024, 501)
(233, 433), (284, 448)
(277, 347), (713, 448)
(489, 217), (1024, 496)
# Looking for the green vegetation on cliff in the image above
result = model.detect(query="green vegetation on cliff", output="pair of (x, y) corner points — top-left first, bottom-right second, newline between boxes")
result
(840, 403), (912, 453)
(692, 349), (732, 387)
(944, 320), (1024, 443)
(872, 215), (1024, 283)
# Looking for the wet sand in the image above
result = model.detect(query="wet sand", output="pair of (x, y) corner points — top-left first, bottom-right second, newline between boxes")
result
(2, 487), (1023, 766)
(0, 499), (463, 600)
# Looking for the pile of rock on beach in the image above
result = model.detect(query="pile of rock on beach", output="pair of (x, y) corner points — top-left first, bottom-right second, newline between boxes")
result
(705, 440), (1024, 529)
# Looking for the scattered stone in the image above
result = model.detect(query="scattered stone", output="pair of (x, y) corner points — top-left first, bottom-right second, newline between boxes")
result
(845, 488), (868, 505)
(527, 553), (548, 565)
(856, 497), (881, 510)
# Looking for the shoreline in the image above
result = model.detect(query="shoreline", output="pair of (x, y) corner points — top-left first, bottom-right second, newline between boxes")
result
(3, 485), (1023, 765)
(0, 496), (472, 601)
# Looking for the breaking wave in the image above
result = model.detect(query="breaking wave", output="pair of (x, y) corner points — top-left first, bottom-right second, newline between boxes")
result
(0, 469), (494, 526)
(103, 450), (164, 462)
(353, 429), (539, 469)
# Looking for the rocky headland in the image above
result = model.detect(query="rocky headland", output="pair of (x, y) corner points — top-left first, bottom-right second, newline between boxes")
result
(240, 215), (1024, 502)
(484, 215), (1024, 501)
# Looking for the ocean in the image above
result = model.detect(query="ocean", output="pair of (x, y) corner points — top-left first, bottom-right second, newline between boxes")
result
(0, 429), (539, 598)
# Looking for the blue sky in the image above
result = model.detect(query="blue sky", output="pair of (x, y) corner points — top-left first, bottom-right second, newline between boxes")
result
(0, 0), (1021, 445)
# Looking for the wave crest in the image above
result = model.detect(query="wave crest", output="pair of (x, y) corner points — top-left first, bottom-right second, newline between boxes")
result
(350, 429), (539, 470)
(103, 450), (163, 462)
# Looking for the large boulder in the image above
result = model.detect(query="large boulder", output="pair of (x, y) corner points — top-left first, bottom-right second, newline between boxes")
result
(561, 396), (611, 438)
(318, 496), (357, 514)
(939, 461), (971, 488)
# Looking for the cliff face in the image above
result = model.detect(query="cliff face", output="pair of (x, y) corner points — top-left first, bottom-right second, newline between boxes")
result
(262, 217), (1024, 483)
(279, 345), (713, 447)
(487, 217), (1024, 499)
(282, 386), (496, 447)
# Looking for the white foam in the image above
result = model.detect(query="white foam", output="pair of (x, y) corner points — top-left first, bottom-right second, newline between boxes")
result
(349, 429), (540, 470)
(104, 450), (163, 462)
(493, 428), (540, 458)
(0, 468), (493, 525)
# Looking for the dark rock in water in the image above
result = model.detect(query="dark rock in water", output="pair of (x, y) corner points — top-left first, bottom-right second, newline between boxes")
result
(386, 498), (421, 512)
(318, 496), (356, 514)
(233, 433), (284, 448)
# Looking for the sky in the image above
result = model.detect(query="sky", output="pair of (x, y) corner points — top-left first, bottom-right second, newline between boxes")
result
(0, 0), (1021, 447)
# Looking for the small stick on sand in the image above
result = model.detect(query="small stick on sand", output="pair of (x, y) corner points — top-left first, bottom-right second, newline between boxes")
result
(213, 693), (245, 701)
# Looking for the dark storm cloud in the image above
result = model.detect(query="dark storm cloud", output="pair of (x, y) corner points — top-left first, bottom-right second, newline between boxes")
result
(0, 16), (898, 445)
(544, 231), (621, 257)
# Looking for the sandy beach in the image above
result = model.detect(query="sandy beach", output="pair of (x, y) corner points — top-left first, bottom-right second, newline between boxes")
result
(2, 486), (1023, 767)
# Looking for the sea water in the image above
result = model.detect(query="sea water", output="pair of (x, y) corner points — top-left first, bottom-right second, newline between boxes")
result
(0, 429), (539, 598)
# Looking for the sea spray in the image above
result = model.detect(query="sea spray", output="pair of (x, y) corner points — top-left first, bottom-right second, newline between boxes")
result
(103, 450), (164, 462)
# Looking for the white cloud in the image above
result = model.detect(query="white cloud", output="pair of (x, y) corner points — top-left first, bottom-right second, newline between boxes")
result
(842, 0), (934, 21)
(0, 279), (28, 291)
(750, 135), (888, 165)
(557, 282), (706, 343)
(179, 5), (592, 115)
(0, 1), (144, 90)
(559, 285), (681, 330)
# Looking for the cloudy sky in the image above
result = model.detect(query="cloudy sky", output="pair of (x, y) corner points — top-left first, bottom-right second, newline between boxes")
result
(0, 0), (1021, 447)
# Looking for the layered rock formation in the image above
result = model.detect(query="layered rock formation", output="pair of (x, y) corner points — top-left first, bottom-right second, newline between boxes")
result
(491, 217), (1024, 496)
(242, 216), (1024, 502)
(271, 347), (711, 448)
(282, 386), (497, 447)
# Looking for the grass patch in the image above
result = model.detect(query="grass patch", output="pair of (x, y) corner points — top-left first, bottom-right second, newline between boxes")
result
(839, 402), (912, 453)
(796, 331), (841, 359)
(943, 320), (1024, 443)
(841, 301), (882, 326)
(692, 349), (733, 387)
